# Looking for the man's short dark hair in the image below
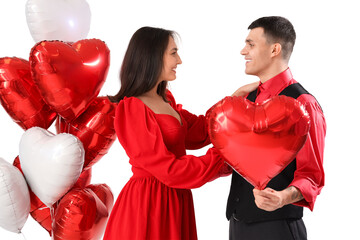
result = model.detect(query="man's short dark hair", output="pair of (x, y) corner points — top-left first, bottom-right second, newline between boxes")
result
(249, 16), (296, 61)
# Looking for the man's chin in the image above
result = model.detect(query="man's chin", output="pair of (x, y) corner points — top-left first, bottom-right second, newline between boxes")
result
(245, 69), (256, 76)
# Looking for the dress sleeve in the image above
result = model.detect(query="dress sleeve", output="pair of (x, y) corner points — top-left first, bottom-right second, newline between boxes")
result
(289, 95), (326, 211)
(166, 91), (210, 150)
(115, 97), (226, 189)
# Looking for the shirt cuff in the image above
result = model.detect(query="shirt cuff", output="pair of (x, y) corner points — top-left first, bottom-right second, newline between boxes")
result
(289, 177), (321, 211)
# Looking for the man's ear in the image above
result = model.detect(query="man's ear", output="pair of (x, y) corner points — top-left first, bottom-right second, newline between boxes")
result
(271, 43), (282, 57)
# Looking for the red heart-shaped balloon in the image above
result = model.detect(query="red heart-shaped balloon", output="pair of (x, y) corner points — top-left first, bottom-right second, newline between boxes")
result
(207, 95), (310, 189)
(0, 57), (57, 130)
(30, 39), (110, 121)
(53, 184), (114, 240)
(87, 184), (114, 213)
(13, 156), (92, 235)
(56, 97), (117, 171)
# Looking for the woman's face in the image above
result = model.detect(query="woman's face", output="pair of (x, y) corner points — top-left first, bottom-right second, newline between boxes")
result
(159, 36), (182, 82)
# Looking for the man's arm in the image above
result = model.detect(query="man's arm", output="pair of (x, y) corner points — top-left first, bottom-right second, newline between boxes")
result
(253, 95), (326, 212)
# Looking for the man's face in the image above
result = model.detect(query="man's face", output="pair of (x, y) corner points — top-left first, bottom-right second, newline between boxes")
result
(241, 27), (273, 77)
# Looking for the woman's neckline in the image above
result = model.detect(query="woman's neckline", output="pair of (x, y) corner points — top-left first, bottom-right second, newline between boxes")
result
(132, 96), (183, 126)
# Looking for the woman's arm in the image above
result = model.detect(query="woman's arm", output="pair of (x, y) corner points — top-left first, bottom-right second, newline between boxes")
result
(231, 81), (259, 97)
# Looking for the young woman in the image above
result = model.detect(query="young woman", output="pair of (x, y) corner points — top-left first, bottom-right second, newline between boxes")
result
(103, 26), (255, 240)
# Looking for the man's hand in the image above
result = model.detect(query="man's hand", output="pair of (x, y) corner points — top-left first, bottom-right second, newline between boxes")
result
(253, 186), (304, 212)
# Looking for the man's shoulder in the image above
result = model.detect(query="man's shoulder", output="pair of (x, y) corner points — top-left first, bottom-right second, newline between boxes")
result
(280, 81), (323, 110)
(279, 82), (309, 99)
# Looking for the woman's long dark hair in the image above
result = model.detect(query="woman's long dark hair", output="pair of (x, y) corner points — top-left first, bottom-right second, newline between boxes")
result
(108, 27), (176, 103)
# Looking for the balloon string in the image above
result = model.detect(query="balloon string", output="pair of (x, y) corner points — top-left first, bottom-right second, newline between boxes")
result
(63, 116), (68, 133)
(50, 205), (55, 240)
(60, 115), (79, 133)
(20, 231), (27, 240)
(63, 116), (71, 133)
(67, 120), (71, 133)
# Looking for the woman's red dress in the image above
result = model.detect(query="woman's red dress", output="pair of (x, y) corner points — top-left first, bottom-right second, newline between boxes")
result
(103, 92), (227, 240)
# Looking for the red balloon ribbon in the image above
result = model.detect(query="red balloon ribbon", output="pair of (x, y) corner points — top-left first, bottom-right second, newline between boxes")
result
(207, 95), (310, 189)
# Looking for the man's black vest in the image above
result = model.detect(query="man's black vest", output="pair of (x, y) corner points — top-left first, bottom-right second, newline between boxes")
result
(226, 83), (311, 223)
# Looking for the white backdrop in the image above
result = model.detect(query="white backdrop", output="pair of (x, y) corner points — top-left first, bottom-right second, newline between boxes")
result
(0, 0), (359, 239)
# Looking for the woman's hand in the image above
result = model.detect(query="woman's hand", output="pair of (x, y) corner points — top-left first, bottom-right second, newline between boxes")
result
(231, 81), (259, 97)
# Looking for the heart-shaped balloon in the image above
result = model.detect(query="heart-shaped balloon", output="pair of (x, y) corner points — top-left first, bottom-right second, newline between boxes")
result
(0, 57), (57, 130)
(56, 97), (117, 171)
(30, 39), (110, 121)
(207, 95), (310, 189)
(74, 168), (93, 188)
(13, 156), (92, 235)
(25, 0), (91, 43)
(0, 158), (30, 233)
(87, 184), (114, 213)
(53, 184), (114, 240)
(19, 127), (85, 207)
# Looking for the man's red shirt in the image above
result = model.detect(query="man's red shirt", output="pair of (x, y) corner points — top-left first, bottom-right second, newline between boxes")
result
(255, 68), (326, 211)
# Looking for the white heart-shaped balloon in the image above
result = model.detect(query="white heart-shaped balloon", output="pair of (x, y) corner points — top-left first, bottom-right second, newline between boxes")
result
(0, 158), (30, 233)
(19, 127), (84, 207)
(25, 0), (91, 43)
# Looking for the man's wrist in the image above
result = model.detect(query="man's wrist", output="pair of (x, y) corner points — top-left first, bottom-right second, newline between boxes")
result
(281, 186), (304, 206)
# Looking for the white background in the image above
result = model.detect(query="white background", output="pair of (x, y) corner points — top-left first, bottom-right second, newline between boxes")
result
(0, 0), (359, 239)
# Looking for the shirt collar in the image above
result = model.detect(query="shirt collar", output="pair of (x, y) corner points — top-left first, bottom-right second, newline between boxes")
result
(258, 68), (293, 97)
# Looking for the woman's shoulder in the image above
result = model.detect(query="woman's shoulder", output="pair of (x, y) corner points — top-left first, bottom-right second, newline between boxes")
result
(116, 96), (150, 118)
(119, 96), (142, 105)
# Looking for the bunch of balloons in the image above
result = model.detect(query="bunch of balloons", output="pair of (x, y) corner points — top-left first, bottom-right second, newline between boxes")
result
(0, 0), (116, 239)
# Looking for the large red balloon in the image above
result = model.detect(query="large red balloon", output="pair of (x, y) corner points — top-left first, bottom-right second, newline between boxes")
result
(207, 95), (310, 189)
(13, 156), (92, 235)
(53, 184), (114, 240)
(30, 39), (110, 121)
(56, 97), (117, 170)
(0, 57), (57, 130)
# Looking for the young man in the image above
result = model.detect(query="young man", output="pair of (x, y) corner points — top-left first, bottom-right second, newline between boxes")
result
(226, 16), (326, 239)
